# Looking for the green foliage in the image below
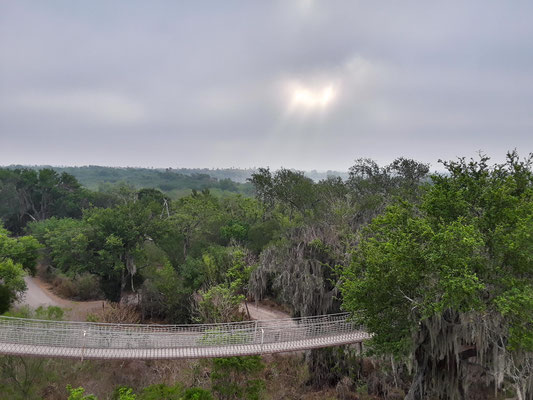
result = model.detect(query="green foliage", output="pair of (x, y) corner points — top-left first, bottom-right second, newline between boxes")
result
(28, 217), (89, 275)
(495, 286), (533, 350)
(220, 222), (247, 242)
(170, 191), (222, 260)
(138, 383), (183, 399)
(211, 356), (265, 400)
(67, 385), (98, 400)
(341, 151), (533, 397)
(201, 245), (233, 284)
(140, 262), (191, 323)
(0, 168), (86, 233)
(194, 284), (244, 324)
(0, 259), (26, 301)
(0, 226), (41, 275)
(116, 387), (137, 400)
(182, 387), (213, 400)
(249, 168), (318, 219)
(226, 248), (254, 294)
(8, 165), (254, 196)
(3, 304), (64, 320)
(35, 305), (65, 320)
(0, 228), (32, 309)
(66, 383), (213, 400)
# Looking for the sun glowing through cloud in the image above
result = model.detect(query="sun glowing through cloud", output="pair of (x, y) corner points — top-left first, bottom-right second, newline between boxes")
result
(289, 84), (337, 111)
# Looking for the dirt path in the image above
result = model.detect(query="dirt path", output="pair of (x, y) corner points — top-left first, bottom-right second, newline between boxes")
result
(20, 275), (291, 323)
(244, 301), (291, 320)
(18, 276), (60, 308)
(18, 276), (105, 321)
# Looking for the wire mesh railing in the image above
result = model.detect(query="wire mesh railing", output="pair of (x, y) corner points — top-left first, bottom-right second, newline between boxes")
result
(0, 313), (370, 359)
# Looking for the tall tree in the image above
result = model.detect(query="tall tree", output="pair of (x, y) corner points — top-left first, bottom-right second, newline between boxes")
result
(169, 191), (220, 260)
(0, 168), (86, 233)
(0, 226), (41, 311)
(249, 168), (318, 220)
(83, 199), (164, 298)
(341, 152), (533, 399)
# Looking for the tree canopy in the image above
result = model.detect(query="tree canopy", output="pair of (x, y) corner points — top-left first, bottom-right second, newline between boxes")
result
(341, 152), (533, 399)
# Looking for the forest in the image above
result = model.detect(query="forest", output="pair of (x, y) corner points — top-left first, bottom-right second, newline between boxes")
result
(0, 151), (531, 400)
(3, 165), (255, 199)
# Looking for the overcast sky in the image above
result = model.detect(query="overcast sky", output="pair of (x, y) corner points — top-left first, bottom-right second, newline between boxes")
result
(1, 1), (532, 171)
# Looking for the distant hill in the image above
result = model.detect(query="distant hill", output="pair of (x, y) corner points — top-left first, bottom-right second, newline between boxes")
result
(171, 168), (349, 183)
(4, 165), (255, 199)
(4, 165), (349, 199)
(5, 165), (349, 186)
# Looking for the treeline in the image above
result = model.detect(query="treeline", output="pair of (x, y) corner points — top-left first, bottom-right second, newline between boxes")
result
(174, 167), (349, 183)
(4, 165), (254, 198)
(1, 152), (532, 399)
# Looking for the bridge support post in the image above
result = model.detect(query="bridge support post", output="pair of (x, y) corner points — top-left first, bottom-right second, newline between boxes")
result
(260, 328), (264, 355)
(81, 330), (87, 362)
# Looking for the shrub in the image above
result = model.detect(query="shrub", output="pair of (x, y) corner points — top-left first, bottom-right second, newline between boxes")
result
(101, 303), (141, 324)
(183, 387), (213, 400)
(193, 284), (245, 324)
(52, 274), (77, 298)
(66, 385), (98, 400)
(138, 383), (183, 400)
(211, 356), (265, 400)
(75, 273), (103, 300)
(51, 273), (103, 300)
(139, 263), (191, 323)
(112, 386), (136, 400)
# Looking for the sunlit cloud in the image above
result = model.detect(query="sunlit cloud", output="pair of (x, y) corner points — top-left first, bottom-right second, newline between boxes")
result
(287, 83), (338, 112)
(282, 56), (377, 116)
(292, 85), (335, 107)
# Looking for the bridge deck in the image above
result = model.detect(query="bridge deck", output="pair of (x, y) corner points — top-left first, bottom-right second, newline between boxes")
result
(0, 313), (369, 360)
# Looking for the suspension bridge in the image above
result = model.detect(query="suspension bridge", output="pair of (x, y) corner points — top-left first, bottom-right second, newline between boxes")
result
(0, 313), (369, 360)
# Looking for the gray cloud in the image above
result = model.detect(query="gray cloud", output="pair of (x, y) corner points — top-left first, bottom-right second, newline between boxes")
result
(1, 0), (532, 170)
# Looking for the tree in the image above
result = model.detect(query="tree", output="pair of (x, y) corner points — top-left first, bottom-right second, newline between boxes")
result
(169, 191), (220, 260)
(0, 168), (86, 233)
(193, 284), (245, 324)
(0, 226), (41, 275)
(84, 200), (164, 297)
(249, 168), (317, 220)
(0, 227), (41, 311)
(248, 158), (429, 388)
(139, 263), (191, 323)
(28, 217), (90, 276)
(346, 157), (429, 225)
(341, 152), (533, 399)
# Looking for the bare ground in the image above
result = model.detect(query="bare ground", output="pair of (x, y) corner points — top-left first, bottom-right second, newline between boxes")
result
(243, 301), (291, 320)
(17, 275), (106, 321)
(20, 276), (292, 323)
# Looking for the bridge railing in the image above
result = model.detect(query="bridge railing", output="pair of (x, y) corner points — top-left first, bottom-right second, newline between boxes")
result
(0, 313), (362, 350)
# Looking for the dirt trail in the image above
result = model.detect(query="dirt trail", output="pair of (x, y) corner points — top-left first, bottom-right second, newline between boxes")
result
(20, 276), (292, 323)
(243, 301), (291, 321)
(18, 276), (60, 308)
(18, 276), (105, 321)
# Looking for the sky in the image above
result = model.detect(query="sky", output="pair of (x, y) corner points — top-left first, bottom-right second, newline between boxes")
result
(1, 1), (532, 171)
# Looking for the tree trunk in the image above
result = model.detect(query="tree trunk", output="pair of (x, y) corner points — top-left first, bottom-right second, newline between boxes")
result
(125, 253), (137, 292)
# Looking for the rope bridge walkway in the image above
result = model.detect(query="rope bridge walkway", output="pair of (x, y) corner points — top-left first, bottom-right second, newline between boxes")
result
(0, 313), (369, 360)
